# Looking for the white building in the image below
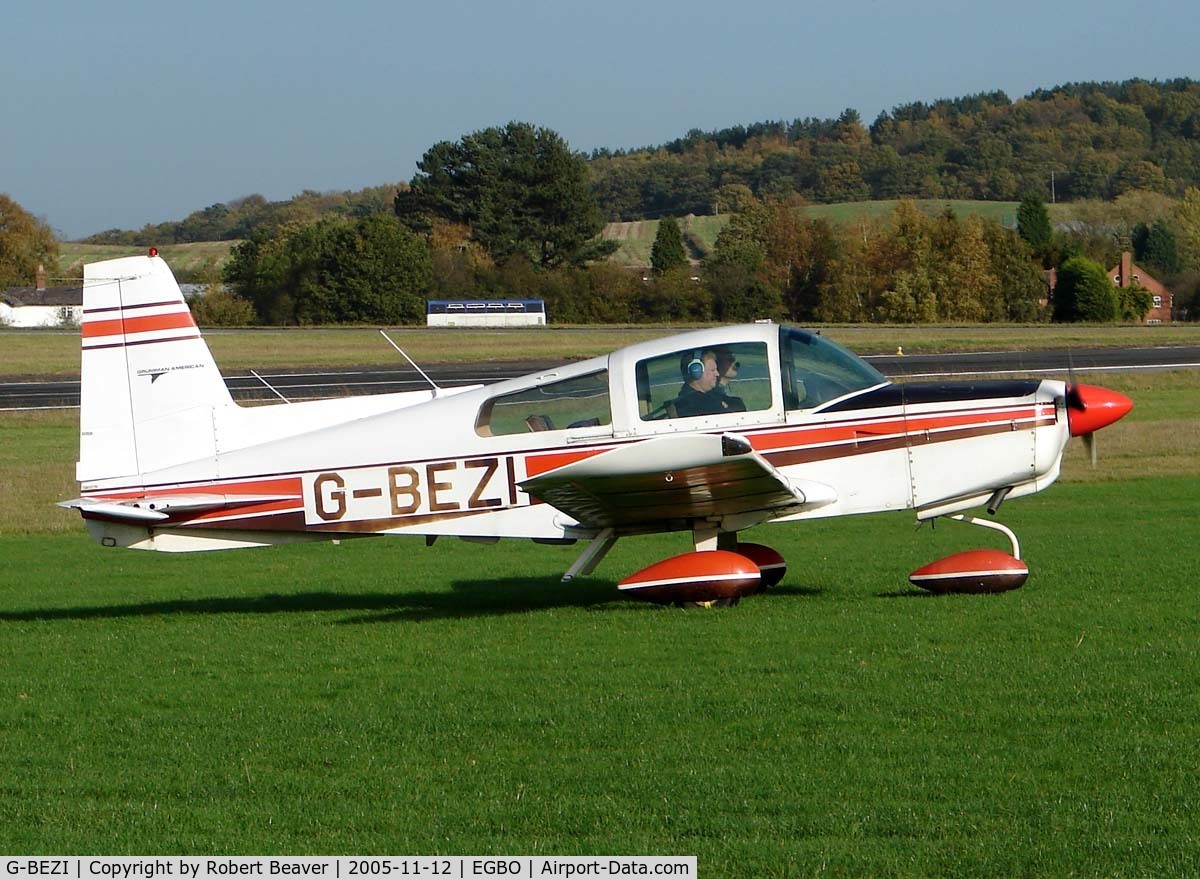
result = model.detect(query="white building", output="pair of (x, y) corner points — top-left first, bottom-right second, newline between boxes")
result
(426, 299), (546, 327)
(1, 266), (83, 327)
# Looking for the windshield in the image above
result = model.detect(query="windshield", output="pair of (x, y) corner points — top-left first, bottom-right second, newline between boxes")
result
(779, 326), (887, 410)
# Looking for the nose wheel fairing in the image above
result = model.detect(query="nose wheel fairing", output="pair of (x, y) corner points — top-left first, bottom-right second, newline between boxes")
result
(910, 514), (1028, 594)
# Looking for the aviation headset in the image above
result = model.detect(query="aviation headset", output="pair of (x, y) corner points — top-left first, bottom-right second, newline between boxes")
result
(682, 350), (706, 381)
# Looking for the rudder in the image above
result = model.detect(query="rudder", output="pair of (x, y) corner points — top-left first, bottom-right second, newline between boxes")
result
(78, 255), (233, 486)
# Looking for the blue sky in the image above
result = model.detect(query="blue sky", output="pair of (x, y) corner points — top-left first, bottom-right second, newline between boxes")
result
(4, 0), (1195, 239)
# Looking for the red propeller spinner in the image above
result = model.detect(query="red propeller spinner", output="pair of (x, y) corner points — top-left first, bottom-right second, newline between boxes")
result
(1065, 384), (1134, 436)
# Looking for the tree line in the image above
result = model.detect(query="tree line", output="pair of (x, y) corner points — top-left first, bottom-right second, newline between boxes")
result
(236, 123), (1053, 325)
(590, 79), (1200, 220)
(8, 77), (1200, 325)
(209, 115), (1200, 326)
(81, 79), (1200, 247)
(83, 186), (401, 246)
(189, 111), (1199, 326)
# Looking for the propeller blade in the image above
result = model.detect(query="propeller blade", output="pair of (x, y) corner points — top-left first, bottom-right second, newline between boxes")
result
(1083, 431), (1097, 467)
(1065, 382), (1085, 411)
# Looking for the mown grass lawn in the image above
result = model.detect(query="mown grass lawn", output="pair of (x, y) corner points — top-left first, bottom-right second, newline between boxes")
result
(1, 478), (1198, 874)
(1, 367), (1198, 873)
(5, 324), (1200, 377)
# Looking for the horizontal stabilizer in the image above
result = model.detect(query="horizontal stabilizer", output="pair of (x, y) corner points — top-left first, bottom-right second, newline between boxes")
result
(60, 493), (299, 522)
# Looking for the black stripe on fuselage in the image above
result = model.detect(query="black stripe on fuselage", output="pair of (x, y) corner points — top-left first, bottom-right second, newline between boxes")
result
(822, 380), (1042, 412)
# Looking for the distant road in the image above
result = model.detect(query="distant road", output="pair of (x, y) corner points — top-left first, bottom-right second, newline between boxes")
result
(867, 345), (1200, 379)
(3, 347), (1198, 411)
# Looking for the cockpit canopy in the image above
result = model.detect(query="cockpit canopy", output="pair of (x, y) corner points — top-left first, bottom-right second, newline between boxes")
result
(474, 325), (888, 436)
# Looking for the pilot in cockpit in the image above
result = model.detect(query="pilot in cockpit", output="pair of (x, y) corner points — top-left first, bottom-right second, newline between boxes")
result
(673, 349), (745, 417)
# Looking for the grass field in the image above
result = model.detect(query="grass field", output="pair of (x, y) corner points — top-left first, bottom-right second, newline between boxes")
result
(56, 242), (237, 279)
(1, 368), (1198, 872)
(5, 324), (1200, 377)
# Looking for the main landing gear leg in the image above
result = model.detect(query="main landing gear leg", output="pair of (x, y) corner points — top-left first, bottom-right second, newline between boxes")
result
(562, 528), (617, 582)
(684, 523), (742, 607)
(692, 522), (739, 553)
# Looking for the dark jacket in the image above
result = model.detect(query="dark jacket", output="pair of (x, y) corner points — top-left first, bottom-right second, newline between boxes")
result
(674, 384), (746, 417)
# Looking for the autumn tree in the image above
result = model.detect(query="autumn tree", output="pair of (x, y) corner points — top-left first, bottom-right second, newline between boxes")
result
(877, 201), (937, 322)
(944, 214), (1004, 321)
(0, 194), (59, 289)
(1175, 187), (1200, 271)
(983, 223), (1048, 321)
(816, 218), (885, 322)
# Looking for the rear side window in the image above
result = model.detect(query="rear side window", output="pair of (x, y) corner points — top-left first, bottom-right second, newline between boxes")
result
(476, 371), (611, 436)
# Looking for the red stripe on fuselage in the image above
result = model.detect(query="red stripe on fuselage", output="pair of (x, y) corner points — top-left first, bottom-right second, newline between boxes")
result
(187, 499), (305, 523)
(523, 448), (607, 478)
(84, 476), (304, 502)
(748, 403), (1053, 454)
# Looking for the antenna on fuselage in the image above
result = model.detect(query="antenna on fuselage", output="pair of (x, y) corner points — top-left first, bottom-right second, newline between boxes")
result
(250, 370), (291, 404)
(379, 330), (442, 398)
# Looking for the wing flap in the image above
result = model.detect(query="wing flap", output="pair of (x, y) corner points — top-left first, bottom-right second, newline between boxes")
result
(520, 433), (835, 528)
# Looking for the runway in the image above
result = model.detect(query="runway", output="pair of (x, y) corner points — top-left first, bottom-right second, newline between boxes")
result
(3, 346), (1198, 411)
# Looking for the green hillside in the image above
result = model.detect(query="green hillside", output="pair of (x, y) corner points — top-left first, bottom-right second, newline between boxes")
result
(602, 199), (1077, 267)
(57, 241), (238, 279)
(58, 199), (1074, 274)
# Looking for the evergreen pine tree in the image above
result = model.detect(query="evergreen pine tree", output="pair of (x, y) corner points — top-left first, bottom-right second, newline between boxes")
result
(1016, 192), (1053, 257)
(650, 216), (688, 274)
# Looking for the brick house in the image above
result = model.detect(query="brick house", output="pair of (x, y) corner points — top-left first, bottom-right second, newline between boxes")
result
(1109, 251), (1173, 323)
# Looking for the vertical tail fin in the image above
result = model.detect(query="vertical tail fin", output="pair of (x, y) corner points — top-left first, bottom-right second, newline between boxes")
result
(78, 255), (233, 485)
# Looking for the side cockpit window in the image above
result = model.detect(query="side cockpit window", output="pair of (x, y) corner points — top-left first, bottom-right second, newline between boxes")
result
(476, 371), (611, 436)
(638, 342), (771, 420)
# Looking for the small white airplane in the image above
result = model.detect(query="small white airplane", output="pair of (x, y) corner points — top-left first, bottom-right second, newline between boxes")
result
(62, 254), (1133, 604)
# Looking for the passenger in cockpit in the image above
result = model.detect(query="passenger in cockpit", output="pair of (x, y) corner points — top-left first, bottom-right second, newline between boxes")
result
(712, 348), (747, 413)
